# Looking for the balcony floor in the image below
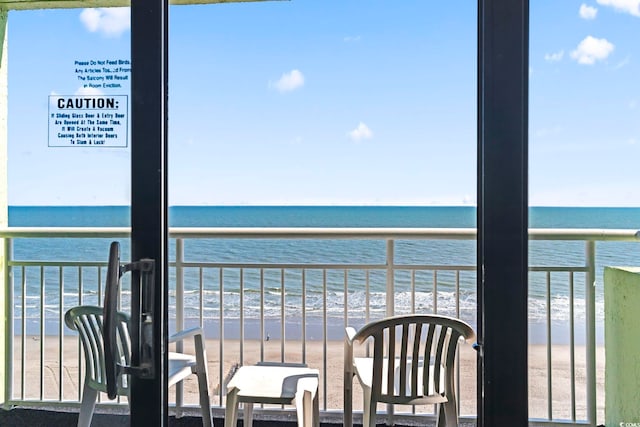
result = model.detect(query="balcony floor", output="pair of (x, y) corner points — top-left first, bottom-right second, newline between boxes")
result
(0, 407), (477, 426)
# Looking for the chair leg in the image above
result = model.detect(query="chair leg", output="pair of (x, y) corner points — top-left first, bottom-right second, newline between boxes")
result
(343, 371), (353, 427)
(77, 381), (98, 427)
(362, 387), (376, 427)
(295, 376), (318, 427)
(441, 400), (458, 427)
(313, 388), (320, 427)
(436, 403), (444, 427)
(224, 388), (239, 427)
(194, 333), (213, 427)
(296, 389), (313, 427)
(435, 401), (458, 427)
(195, 370), (213, 427)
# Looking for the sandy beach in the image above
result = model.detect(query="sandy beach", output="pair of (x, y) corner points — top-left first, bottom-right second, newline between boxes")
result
(11, 335), (604, 423)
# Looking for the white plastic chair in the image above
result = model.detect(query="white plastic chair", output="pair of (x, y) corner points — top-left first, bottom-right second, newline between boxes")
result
(65, 305), (213, 427)
(344, 314), (475, 427)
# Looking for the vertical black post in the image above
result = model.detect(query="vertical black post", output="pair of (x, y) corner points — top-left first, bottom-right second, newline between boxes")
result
(130, 0), (169, 426)
(477, 1), (529, 426)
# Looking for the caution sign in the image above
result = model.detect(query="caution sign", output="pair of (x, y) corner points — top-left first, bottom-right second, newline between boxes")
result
(48, 95), (128, 147)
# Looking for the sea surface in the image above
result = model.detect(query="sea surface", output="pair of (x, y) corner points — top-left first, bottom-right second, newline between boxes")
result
(8, 205), (640, 342)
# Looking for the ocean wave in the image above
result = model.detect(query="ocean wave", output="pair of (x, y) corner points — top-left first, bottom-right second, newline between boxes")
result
(14, 287), (604, 326)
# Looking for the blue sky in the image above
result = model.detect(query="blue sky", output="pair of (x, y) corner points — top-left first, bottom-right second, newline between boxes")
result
(6, 0), (640, 206)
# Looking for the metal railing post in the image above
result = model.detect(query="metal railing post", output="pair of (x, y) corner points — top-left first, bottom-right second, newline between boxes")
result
(585, 241), (597, 426)
(175, 238), (185, 415)
(3, 238), (12, 407)
(386, 239), (395, 317)
(385, 239), (395, 424)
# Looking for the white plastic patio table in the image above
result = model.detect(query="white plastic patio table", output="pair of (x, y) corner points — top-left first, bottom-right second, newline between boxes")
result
(224, 364), (320, 427)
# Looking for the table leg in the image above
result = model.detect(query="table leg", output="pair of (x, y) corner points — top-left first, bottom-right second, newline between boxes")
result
(244, 402), (254, 427)
(224, 388), (239, 427)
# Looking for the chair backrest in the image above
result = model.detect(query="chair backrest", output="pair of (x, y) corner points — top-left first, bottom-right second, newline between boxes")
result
(65, 305), (131, 396)
(352, 314), (475, 404)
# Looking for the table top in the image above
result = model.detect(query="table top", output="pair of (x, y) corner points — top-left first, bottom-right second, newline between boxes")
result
(227, 364), (319, 402)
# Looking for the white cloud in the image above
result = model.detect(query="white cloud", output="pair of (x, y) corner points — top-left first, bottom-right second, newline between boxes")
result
(347, 122), (373, 142)
(80, 8), (130, 37)
(270, 69), (305, 92)
(596, 0), (640, 16)
(544, 50), (564, 62)
(629, 99), (638, 109)
(344, 35), (362, 42)
(570, 36), (614, 64)
(580, 3), (599, 19)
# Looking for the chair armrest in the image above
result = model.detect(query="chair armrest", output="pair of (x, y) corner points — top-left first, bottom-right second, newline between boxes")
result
(169, 327), (205, 344)
(345, 326), (357, 345)
(344, 325), (357, 424)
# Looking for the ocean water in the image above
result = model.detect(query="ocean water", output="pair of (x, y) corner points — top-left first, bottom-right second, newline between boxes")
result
(8, 206), (640, 342)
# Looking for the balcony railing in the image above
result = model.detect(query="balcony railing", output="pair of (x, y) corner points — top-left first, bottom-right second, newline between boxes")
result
(2, 227), (639, 425)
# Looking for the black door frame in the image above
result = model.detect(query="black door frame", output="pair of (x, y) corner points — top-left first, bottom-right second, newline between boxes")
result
(127, 0), (530, 425)
(129, 0), (170, 425)
(477, 1), (529, 426)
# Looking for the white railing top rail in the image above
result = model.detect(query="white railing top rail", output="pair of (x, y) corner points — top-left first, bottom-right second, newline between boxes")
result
(0, 226), (638, 241)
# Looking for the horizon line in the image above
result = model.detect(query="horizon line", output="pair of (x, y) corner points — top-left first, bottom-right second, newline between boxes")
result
(7, 204), (640, 209)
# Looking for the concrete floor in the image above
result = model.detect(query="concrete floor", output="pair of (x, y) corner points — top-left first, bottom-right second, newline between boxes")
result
(0, 407), (479, 426)
(0, 408), (301, 427)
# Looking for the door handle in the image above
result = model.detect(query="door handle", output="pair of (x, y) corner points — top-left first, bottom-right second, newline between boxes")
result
(103, 241), (157, 400)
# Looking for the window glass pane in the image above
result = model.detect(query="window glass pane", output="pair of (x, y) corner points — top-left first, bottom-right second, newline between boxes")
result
(169, 2), (476, 207)
(530, 2), (640, 424)
(169, 0), (477, 415)
(9, 8), (131, 216)
(7, 8), (131, 401)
